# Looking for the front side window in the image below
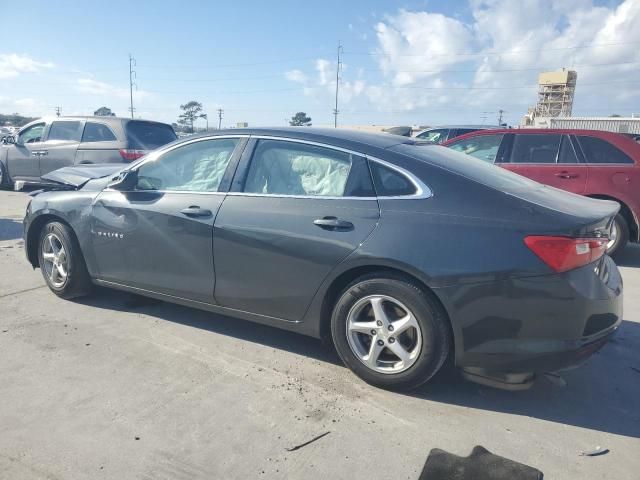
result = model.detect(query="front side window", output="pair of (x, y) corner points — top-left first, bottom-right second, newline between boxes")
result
(416, 129), (448, 144)
(577, 136), (634, 164)
(136, 138), (238, 192)
(243, 140), (352, 197)
(82, 122), (117, 142)
(18, 123), (45, 144)
(48, 121), (83, 142)
(510, 134), (562, 163)
(448, 134), (504, 163)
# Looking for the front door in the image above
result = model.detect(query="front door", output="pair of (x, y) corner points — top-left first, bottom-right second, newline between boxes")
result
(500, 133), (588, 194)
(213, 138), (380, 321)
(39, 119), (84, 176)
(6, 122), (47, 180)
(90, 136), (245, 303)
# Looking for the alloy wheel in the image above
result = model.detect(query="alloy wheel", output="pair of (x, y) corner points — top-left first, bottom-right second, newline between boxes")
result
(42, 233), (68, 288)
(346, 295), (422, 374)
(607, 220), (618, 251)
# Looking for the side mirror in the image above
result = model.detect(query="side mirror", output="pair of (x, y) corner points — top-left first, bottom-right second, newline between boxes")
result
(4, 135), (16, 145)
(109, 169), (138, 191)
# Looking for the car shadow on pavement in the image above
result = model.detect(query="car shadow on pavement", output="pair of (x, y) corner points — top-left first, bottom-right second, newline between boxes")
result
(614, 243), (640, 268)
(0, 218), (22, 241)
(76, 287), (640, 439)
(410, 318), (640, 439)
(77, 287), (342, 366)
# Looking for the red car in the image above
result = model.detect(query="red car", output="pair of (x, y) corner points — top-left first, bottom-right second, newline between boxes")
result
(443, 128), (640, 255)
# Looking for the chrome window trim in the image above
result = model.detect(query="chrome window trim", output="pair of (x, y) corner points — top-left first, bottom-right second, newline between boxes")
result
(106, 134), (433, 200)
(230, 135), (433, 201)
(107, 135), (248, 194)
(133, 134), (250, 169)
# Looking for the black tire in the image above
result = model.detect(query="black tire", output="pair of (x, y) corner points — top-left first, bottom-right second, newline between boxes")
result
(37, 221), (92, 299)
(607, 214), (629, 258)
(0, 162), (12, 190)
(331, 273), (451, 390)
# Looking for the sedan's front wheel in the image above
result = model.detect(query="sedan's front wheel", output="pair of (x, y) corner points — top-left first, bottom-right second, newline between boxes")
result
(331, 274), (451, 390)
(38, 221), (92, 299)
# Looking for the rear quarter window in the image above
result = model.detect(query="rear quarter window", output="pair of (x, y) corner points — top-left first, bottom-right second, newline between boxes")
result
(125, 121), (177, 150)
(577, 136), (634, 164)
(82, 122), (117, 142)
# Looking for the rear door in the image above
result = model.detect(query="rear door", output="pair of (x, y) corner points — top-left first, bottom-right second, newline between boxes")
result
(213, 138), (380, 321)
(39, 119), (85, 176)
(575, 134), (637, 202)
(499, 133), (588, 194)
(6, 122), (47, 180)
(75, 121), (123, 164)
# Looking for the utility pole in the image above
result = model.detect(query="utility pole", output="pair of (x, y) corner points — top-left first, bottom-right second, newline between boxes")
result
(128, 54), (137, 119)
(333, 41), (343, 128)
(54, 107), (61, 117)
(497, 109), (505, 125)
(217, 108), (223, 129)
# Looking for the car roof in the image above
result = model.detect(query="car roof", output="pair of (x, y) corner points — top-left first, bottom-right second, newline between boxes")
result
(441, 127), (637, 143)
(420, 125), (503, 130)
(24, 116), (171, 125)
(187, 127), (418, 150)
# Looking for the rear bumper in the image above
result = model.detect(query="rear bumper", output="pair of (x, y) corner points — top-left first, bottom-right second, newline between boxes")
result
(437, 255), (623, 374)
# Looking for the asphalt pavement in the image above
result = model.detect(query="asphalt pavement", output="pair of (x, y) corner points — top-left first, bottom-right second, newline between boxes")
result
(1, 190), (638, 479)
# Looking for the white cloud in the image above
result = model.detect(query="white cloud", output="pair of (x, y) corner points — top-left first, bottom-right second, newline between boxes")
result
(286, 0), (640, 123)
(284, 69), (307, 83)
(0, 54), (53, 79)
(76, 78), (150, 100)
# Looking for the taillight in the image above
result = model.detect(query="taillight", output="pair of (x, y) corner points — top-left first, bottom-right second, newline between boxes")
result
(524, 236), (608, 273)
(119, 149), (146, 161)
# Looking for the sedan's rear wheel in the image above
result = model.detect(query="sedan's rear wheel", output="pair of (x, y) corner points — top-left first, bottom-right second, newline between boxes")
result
(38, 221), (92, 299)
(607, 214), (629, 257)
(331, 274), (451, 390)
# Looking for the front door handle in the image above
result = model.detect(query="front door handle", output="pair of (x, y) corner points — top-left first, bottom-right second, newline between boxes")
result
(313, 216), (354, 231)
(555, 171), (578, 179)
(180, 206), (212, 217)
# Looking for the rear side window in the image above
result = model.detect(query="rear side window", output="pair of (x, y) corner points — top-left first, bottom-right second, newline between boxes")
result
(510, 134), (561, 163)
(577, 136), (634, 164)
(48, 121), (83, 142)
(125, 121), (177, 150)
(448, 134), (504, 163)
(244, 140), (352, 197)
(82, 122), (117, 142)
(370, 161), (416, 196)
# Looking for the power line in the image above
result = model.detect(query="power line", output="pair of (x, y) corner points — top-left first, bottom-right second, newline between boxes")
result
(343, 40), (640, 58)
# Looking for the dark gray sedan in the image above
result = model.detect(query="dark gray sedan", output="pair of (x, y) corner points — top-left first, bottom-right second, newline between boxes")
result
(22, 128), (622, 390)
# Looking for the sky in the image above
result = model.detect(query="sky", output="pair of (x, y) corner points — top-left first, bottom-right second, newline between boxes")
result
(1, 0), (639, 128)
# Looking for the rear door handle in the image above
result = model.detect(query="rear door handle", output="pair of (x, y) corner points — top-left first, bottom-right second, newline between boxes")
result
(180, 206), (212, 217)
(313, 216), (354, 231)
(555, 171), (578, 179)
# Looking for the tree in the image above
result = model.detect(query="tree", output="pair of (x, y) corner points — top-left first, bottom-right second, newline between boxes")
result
(94, 106), (115, 116)
(178, 101), (206, 133)
(289, 112), (312, 126)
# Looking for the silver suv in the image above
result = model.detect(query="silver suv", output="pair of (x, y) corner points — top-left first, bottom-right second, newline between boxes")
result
(0, 116), (177, 189)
